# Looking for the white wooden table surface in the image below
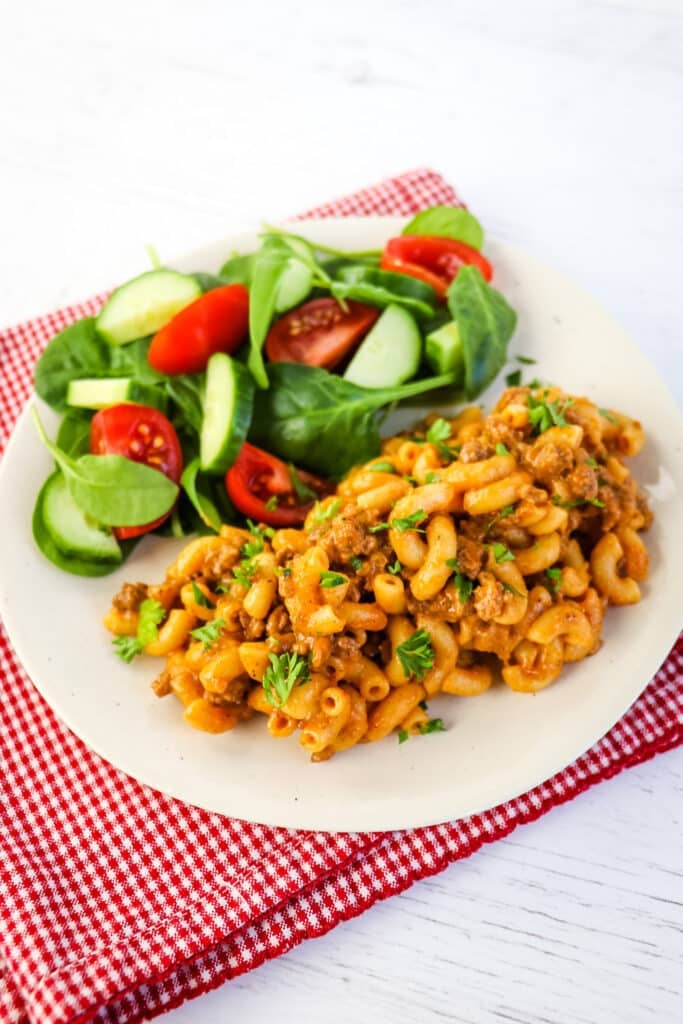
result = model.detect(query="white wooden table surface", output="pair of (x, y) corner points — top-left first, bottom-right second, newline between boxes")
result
(2, 1), (681, 1021)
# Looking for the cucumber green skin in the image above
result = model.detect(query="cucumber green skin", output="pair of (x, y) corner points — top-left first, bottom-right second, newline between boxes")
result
(425, 321), (464, 381)
(96, 270), (202, 347)
(200, 355), (255, 474)
(33, 473), (122, 577)
(343, 304), (421, 389)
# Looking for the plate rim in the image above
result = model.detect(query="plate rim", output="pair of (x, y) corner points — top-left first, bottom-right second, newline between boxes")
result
(1, 215), (682, 832)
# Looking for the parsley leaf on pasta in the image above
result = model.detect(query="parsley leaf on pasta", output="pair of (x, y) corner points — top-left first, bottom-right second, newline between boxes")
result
(263, 652), (310, 708)
(320, 571), (347, 588)
(396, 628), (435, 680)
(190, 618), (226, 651)
(313, 498), (342, 524)
(392, 509), (427, 533)
(113, 598), (165, 663)
(112, 635), (143, 664)
(191, 582), (215, 609)
(419, 718), (446, 735)
(527, 394), (574, 434)
(491, 542), (515, 563)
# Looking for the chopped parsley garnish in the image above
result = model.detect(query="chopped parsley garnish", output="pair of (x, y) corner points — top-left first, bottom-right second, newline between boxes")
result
(526, 394), (574, 434)
(527, 377), (543, 389)
(491, 542), (515, 563)
(112, 598), (165, 664)
(233, 562), (256, 590)
(368, 460), (396, 474)
(396, 628), (435, 681)
(398, 718), (446, 743)
(191, 581), (215, 609)
(502, 582), (524, 598)
(446, 559), (474, 603)
(495, 442), (510, 456)
(264, 494), (279, 511)
(506, 369), (522, 387)
(262, 651), (310, 708)
(112, 636), (143, 663)
(392, 510), (428, 533)
(288, 463), (317, 502)
(189, 618), (226, 651)
(425, 418), (457, 461)
(320, 571), (347, 588)
(552, 495), (605, 510)
(424, 471), (440, 484)
(275, 566), (292, 578)
(387, 559), (402, 575)
(599, 408), (619, 424)
(370, 509), (427, 534)
(313, 497), (342, 524)
(419, 717), (446, 736)
(485, 504), (514, 533)
(586, 457), (598, 468)
(349, 556), (363, 572)
(546, 567), (562, 593)
(426, 418), (451, 445)
(516, 355), (536, 365)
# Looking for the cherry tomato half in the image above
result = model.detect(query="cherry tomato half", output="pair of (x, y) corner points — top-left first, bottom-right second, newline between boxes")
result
(225, 443), (331, 527)
(380, 236), (493, 297)
(90, 404), (183, 539)
(147, 283), (249, 375)
(265, 297), (379, 370)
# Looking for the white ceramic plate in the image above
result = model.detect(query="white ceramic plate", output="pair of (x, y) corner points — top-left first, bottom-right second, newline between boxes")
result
(1, 216), (682, 832)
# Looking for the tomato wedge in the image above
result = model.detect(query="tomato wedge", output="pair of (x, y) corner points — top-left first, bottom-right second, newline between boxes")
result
(90, 404), (183, 539)
(381, 236), (493, 297)
(147, 283), (249, 375)
(265, 297), (379, 370)
(225, 443), (331, 527)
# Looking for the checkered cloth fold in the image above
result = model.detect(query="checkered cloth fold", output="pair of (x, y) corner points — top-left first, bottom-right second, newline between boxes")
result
(0, 169), (681, 1024)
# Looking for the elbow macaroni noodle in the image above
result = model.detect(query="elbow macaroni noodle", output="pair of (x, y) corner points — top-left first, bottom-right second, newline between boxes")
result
(105, 386), (652, 760)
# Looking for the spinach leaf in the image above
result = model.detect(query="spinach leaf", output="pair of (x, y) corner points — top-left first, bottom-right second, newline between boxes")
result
(32, 472), (123, 577)
(33, 410), (178, 526)
(108, 337), (166, 384)
(330, 266), (436, 320)
(193, 271), (228, 292)
(402, 206), (484, 250)
(219, 253), (254, 286)
(164, 374), (204, 434)
(181, 458), (223, 532)
(247, 236), (294, 388)
(446, 266), (517, 400)
(249, 364), (458, 477)
(34, 319), (111, 411)
(56, 411), (93, 457)
(34, 318), (165, 412)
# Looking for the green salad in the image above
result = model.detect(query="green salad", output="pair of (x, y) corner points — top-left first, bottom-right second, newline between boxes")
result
(31, 204), (517, 576)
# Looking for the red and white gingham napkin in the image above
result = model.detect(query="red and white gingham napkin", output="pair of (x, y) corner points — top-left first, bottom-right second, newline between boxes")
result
(0, 169), (681, 1024)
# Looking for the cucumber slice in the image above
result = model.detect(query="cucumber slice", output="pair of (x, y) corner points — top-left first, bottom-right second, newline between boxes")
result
(96, 270), (201, 346)
(66, 377), (164, 410)
(343, 304), (421, 389)
(425, 321), (464, 380)
(40, 472), (122, 563)
(200, 353), (255, 473)
(275, 239), (313, 313)
(67, 377), (133, 409)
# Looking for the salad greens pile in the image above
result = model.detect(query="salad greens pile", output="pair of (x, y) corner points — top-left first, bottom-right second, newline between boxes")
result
(30, 204), (518, 577)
